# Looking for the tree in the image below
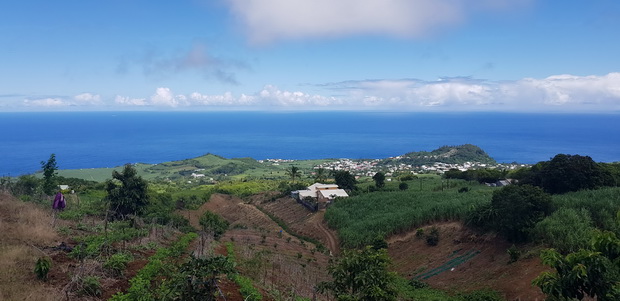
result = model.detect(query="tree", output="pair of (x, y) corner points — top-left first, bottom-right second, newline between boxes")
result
(314, 167), (328, 183)
(286, 165), (301, 184)
(199, 211), (229, 240)
(372, 172), (386, 189)
(317, 246), (397, 301)
(334, 170), (357, 191)
(398, 182), (408, 191)
(533, 231), (620, 301)
(105, 164), (149, 220)
(521, 154), (614, 194)
(490, 185), (553, 242)
(40, 153), (58, 195)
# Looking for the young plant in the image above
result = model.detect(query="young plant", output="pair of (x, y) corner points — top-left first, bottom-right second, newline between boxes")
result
(34, 257), (52, 281)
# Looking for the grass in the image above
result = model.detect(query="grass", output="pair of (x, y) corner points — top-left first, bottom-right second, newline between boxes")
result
(0, 193), (64, 300)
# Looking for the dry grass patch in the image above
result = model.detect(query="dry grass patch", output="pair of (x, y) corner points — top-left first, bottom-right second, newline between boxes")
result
(0, 193), (64, 301)
(0, 245), (64, 301)
(0, 193), (59, 245)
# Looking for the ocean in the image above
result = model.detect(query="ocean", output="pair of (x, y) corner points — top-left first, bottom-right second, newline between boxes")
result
(1, 111), (619, 176)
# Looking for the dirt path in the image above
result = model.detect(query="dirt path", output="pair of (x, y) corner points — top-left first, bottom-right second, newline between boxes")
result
(309, 211), (340, 255)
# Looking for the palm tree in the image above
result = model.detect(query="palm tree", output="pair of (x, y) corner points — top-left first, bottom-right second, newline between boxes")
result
(314, 167), (328, 183)
(286, 165), (301, 184)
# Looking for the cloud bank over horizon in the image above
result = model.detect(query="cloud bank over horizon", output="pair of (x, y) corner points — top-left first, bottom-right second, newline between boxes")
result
(226, 0), (531, 43)
(10, 73), (620, 112)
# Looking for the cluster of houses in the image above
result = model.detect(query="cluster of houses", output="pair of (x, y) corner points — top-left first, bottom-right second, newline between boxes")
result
(312, 159), (526, 179)
(291, 183), (349, 211)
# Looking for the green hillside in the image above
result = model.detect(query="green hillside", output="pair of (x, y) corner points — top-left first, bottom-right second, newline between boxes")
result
(54, 145), (496, 182)
(380, 144), (496, 166)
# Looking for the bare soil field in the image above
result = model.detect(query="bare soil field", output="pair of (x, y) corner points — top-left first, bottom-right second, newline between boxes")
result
(388, 222), (548, 300)
(180, 193), (332, 299)
(250, 194), (341, 254)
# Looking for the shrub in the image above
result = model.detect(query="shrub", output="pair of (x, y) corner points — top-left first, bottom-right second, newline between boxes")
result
(199, 211), (229, 239)
(426, 227), (440, 246)
(399, 182), (409, 191)
(232, 274), (263, 301)
(458, 187), (470, 193)
(415, 228), (425, 238)
(489, 185), (552, 242)
(507, 245), (520, 264)
(532, 208), (595, 254)
(34, 257), (52, 281)
(409, 279), (429, 289)
(79, 276), (102, 297)
(104, 252), (133, 277)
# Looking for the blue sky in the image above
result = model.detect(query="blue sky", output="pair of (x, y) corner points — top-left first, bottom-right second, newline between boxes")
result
(1, 0), (619, 112)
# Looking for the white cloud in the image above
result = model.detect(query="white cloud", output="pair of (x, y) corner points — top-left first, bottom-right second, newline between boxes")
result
(225, 0), (529, 43)
(23, 98), (68, 107)
(74, 93), (102, 105)
(115, 95), (147, 106)
(150, 87), (183, 107)
(257, 85), (338, 107)
(321, 73), (620, 111)
(13, 73), (620, 112)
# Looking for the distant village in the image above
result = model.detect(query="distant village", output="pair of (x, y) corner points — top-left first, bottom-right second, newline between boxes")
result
(292, 158), (525, 179)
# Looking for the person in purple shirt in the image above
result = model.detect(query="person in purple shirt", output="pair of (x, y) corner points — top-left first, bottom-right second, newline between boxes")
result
(53, 191), (66, 211)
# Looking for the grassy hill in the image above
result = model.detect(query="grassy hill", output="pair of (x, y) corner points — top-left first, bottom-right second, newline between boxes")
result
(380, 144), (496, 166)
(56, 153), (338, 182)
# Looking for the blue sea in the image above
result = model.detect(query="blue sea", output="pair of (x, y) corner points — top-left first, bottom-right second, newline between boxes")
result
(1, 111), (619, 176)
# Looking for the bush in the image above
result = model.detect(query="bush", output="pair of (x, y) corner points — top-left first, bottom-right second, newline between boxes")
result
(232, 274), (263, 301)
(426, 227), (440, 246)
(490, 185), (552, 242)
(415, 228), (425, 238)
(458, 187), (470, 193)
(200, 211), (229, 239)
(507, 245), (520, 264)
(399, 182), (409, 191)
(34, 257), (51, 281)
(409, 279), (429, 289)
(104, 252), (133, 277)
(531, 208), (595, 254)
(79, 276), (102, 297)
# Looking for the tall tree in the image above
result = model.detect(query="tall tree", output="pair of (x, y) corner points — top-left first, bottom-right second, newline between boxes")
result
(317, 246), (397, 301)
(40, 153), (58, 195)
(105, 164), (149, 220)
(286, 165), (301, 184)
(372, 172), (386, 189)
(490, 185), (553, 242)
(334, 170), (357, 191)
(314, 167), (328, 183)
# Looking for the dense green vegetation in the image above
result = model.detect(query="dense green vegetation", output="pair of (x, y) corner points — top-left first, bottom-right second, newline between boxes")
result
(325, 178), (493, 248)
(380, 144), (496, 166)
(318, 246), (398, 301)
(516, 154), (618, 194)
(468, 185), (553, 242)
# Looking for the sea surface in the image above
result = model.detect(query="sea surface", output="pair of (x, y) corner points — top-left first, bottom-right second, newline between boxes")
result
(1, 111), (619, 176)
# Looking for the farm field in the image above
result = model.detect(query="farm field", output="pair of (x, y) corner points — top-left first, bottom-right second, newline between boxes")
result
(326, 178), (495, 247)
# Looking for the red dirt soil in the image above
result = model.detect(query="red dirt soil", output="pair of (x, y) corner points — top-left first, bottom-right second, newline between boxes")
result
(253, 195), (341, 255)
(180, 193), (332, 300)
(388, 222), (548, 300)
